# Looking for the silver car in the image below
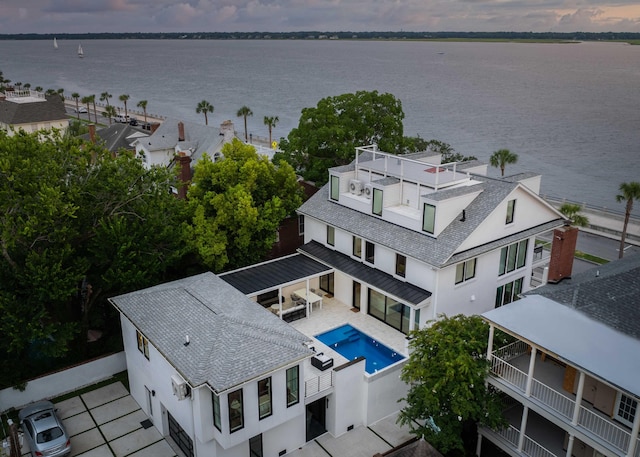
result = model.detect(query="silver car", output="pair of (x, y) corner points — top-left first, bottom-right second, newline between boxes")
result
(18, 400), (71, 457)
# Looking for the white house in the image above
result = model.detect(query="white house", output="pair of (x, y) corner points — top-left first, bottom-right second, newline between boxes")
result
(480, 254), (640, 457)
(0, 90), (68, 135)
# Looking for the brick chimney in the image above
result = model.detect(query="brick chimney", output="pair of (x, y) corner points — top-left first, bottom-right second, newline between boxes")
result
(176, 152), (192, 200)
(547, 225), (579, 283)
(178, 121), (185, 142)
(88, 124), (96, 143)
(150, 123), (160, 134)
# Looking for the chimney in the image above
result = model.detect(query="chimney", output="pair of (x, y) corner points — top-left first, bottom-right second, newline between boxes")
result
(88, 124), (96, 143)
(176, 153), (192, 200)
(150, 123), (160, 134)
(220, 120), (234, 142)
(547, 225), (579, 283)
(178, 122), (185, 142)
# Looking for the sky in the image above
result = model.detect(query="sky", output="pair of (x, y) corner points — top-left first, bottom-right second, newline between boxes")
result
(0, 0), (639, 34)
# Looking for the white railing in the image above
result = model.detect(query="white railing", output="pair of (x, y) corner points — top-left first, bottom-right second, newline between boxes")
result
(493, 340), (529, 361)
(305, 371), (333, 397)
(530, 379), (573, 419)
(578, 406), (630, 453)
(494, 424), (520, 447)
(492, 356), (527, 391)
(523, 435), (558, 457)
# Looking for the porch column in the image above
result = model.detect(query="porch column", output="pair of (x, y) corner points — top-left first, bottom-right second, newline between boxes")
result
(572, 371), (585, 425)
(525, 347), (537, 397)
(409, 307), (416, 332)
(476, 432), (482, 456)
(486, 325), (495, 362)
(517, 406), (529, 452)
(305, 279), (311, 317)
(626, 403), (640, 457)
(278, 286), (283, 319)
(565, 435), (575, 457)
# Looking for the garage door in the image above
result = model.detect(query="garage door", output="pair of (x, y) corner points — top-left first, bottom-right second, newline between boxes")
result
(168, 412), (194, 457)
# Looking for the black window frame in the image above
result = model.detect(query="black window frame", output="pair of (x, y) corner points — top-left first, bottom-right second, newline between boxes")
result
(353, 236), (362, 258)
(372, 188), (383, 216)
(506, 199), (516, 224)
(136, 329), (149, 360)
(228, 389), (244, 433)
(330, 176), (340, 201)
(395, 254), (406, 278)
(286, 366), (299, 407)
(298, 215), (305, 236)
(365, 241), (375, 264)
(499, 240), (528, 276)
(455, 258), (477, 284)
(258, 377), (272, 420)
(422, 203), (436, 234)
(326, 225), (335, 247)
(212, 393), (222, 432)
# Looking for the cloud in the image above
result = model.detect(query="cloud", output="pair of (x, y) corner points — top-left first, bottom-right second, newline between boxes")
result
(46, 0), (135, 13)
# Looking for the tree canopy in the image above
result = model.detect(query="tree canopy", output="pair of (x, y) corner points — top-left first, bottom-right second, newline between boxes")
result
(186, 139), (303, 271)
(276, 90), (405, 185)
(489, 148), (518, 177)
(398, 315), (508, 455)
(0, 130), (189, 387)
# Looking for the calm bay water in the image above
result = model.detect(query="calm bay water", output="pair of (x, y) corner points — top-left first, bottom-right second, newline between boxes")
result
(1, 39), (639, 212)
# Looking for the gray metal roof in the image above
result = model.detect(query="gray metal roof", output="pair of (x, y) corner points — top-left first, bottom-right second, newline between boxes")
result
(300, 241), (431, 306)
(483, 293), (640, 399)
(219, 253), (332, 295)
(0, 95), (67, 125)
(298, 179), (563, 268)
(109, 272), (312, 393)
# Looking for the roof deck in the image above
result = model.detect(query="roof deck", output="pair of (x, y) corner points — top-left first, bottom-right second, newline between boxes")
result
(4, 90), (47, 103)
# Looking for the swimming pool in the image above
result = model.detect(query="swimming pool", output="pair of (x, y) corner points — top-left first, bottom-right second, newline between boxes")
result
(315, 324), (405, 374)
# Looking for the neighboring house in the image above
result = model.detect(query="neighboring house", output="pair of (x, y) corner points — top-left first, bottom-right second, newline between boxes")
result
(480, 254), (640, 457)
(80, 123), (148, 154)
(293, 145), (565, 333)
(0, 90), (68, 135)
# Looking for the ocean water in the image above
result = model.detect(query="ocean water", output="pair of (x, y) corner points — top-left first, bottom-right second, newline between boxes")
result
(1, 39), (639, 212)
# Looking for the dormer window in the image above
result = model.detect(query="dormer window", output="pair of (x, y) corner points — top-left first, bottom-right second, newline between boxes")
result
(330, 176), (340, 201)
(422, 203), (436, 234)
(372, 188), (383, 216)
(506, 199), (516, 224)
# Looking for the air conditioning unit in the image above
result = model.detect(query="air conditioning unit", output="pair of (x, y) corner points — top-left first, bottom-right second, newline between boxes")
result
(171, 374), (189, 400)
(364, 183), (374, 199)
(349, 179), (363, 195)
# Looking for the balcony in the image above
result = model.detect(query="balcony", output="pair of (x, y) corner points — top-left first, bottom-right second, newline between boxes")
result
(489, 341), (639, 456)
(305, 370), (334, 398)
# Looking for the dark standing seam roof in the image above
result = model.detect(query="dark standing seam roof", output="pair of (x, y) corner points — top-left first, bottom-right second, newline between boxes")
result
(300, 241), (431, 306)
(219, 254), (332, 295)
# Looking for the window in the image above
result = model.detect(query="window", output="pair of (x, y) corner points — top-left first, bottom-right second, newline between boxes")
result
(455, 258), (477, 284)
(258, 378), (272, 419)
(506, 199), (516, 224)
(326, 226), (335, 246)
(228, 389), (244, 432)
(365, 241), (375, 264)
(286, 366), (299, 407)
(396, 254), (406, 278)
(212, 393), (221, 432)
(422, 203), (436, 234)
(249, 434), (263, 457)
(499, 240), (528, 276)
(368, 289), (411, 334)
(353, 236), (362, 258)
(136, 330), (149, 360)
(330, 176), (340, 201)
(372, 188), (383, 216)
(495, 277), (524, 308)
(298, 215), (305, 236)
(615, 393), (638, 427)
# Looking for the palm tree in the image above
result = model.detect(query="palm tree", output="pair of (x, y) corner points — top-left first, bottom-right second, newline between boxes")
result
(88, 94), (98, 123)
(46, 88), (57, 96)
(119, 94), (130, 119)
(103, 105), (118, 125)
(23, 83), (31, 90)
(72, 92), (81, 120)
(615, 181), (640, 259)
(236, 106), (253, 142)
(100, 91), (112, 107)
(34, 86), (43, 93)
(15, 82), (22, 90)
(81, 96), (92, 121)
(57, 88), (65, 100)
(137, 100), (148, 124)
(196, 100), (214, 125)
(489, 148), (519, 177)
(263, 115), (279, 145)
(559, 203), (588, 227)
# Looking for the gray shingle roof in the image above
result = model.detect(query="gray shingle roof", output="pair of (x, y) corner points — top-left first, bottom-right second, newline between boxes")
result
(528, 253), (640, 340)
(0, 95), (67, 125)
(298, 178), (563, 268)
(80, 124), (147, 152)
(109, 272), (312, 393)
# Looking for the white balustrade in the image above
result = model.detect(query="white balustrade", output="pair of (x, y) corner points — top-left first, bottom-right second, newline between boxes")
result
(491, 356), (527, 391)
(530, 379), (574, 419)
(578, 406), (630, 453)
(494, 424), (520, 447)
(493, 340), (529, 361)
(523, 435), (558, 457)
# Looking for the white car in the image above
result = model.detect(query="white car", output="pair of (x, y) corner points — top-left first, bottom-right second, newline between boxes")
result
(75, 107), (88, 113)
(114, 115), (129, 123)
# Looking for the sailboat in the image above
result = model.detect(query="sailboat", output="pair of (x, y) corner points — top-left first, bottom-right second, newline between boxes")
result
(78, 43), (84, 58)
(54, 37), (58, 49)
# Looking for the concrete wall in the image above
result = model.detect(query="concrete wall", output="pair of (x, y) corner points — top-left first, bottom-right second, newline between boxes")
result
(0, 352), (126, 411)
(364, 361), (408, 425)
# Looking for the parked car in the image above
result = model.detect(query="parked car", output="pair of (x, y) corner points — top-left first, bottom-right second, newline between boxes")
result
(129, 117), (138, 126)
(114, 115), (129, 123)
(19, 400), (71, 457)
(75, 107), (88, 113)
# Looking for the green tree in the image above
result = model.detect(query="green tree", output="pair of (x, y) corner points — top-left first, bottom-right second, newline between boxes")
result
(276, 90), (405, 185)
(137, 100), (148, 124)
(196, 100), (214, 125)
(398, 315), (507, 455)
(263, 115), (279, 145)
(186, 139), (303, 271)
(67, 119), (88, 137)
(119, 94), (130, 119)
(81, 95), (92, 121)
(237, 106), (253, 142)
(34, 86), (43, 93)
(615, 181), (640, 259)
(72, 92), (81, 120)
(23, 83), (31, 90)
(489, 148), (518, 177)
(403, 137), (477, 163)
(0, 130), (190, 387)
(103, 105), (118, 125)
(100, 91), (112, 107)
(57, 88), (65, 100)
(559, 203), (589, 227)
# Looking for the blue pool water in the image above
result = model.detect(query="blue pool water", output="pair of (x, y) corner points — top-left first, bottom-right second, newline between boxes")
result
(315, 324), (405, 374)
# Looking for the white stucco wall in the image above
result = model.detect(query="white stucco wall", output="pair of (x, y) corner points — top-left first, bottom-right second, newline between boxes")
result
(364, 361), (408, 425)
(328, 359), (366, 437)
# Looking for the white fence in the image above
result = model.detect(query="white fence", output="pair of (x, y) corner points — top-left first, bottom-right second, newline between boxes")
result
(0, 352), (126, 412)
